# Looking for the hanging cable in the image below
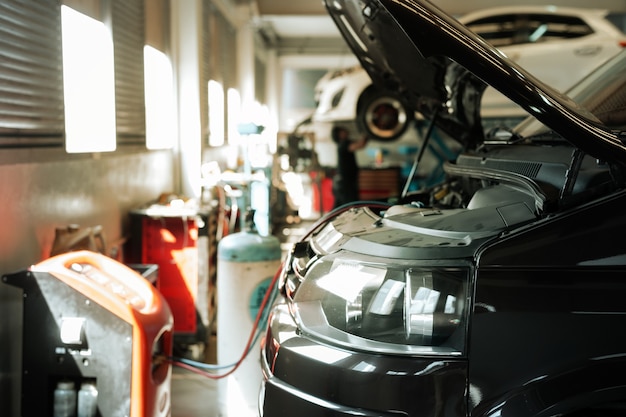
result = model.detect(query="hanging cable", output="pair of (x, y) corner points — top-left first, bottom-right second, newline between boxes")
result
(166, 263), (281, 379)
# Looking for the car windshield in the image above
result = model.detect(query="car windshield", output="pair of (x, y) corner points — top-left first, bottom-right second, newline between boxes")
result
(515, 49), (626, 139)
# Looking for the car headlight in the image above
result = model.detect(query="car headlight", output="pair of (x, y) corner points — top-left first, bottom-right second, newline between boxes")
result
(287, 251), (469, 356)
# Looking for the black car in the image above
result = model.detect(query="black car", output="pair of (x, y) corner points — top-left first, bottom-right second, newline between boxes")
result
(259, 0), (626, 416)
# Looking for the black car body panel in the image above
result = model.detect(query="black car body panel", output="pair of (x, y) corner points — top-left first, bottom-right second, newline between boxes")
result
(261, 305), (467, 417)
(471, 191), (626, 415)
(259, 0), (626, 416)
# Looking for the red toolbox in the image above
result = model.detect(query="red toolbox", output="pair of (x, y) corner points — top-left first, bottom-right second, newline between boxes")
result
(125, 205), (211, 347)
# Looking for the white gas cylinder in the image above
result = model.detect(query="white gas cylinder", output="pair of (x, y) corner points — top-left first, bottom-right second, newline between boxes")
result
(216, 228), (281, 417)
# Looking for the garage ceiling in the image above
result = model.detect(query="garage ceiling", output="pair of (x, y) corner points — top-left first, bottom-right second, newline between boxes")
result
(252, 0), (626, 54)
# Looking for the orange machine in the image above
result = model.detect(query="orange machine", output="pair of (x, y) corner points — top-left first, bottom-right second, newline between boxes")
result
(3, 250), (173, 417)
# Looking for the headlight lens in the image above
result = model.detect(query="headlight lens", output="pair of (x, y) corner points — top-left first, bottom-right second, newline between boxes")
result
(289, 253), (469, 356)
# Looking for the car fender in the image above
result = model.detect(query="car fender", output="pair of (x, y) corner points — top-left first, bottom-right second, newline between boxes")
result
(471, 357), (626, 417)
(313, 67), (372, 123)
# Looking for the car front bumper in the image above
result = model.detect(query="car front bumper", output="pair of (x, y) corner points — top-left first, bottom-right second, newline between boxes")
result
(259, 303), (468, 417)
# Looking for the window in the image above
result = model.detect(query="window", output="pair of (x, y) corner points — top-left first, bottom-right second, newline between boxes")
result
(202, 1), (238, 145)
(61, 5), (116, 153)
(208, 80), (225, 147)
(144, 46), (176, 149)
(227, 88), (241, 146)
(466, 13), (594, 47)
(0, 0), (163, 152)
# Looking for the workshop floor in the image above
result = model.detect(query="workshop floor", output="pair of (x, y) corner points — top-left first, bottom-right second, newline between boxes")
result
(170, 219), (315, 417)
(171, 362), (219, 416)
(171, 337), (220, 417)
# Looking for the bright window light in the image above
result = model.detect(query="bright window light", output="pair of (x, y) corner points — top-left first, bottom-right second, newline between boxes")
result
(208, 80), (225, 147)
(144, 45), (176, 149)
(61, 5), (116, 153)
(227, 88), (241, 145)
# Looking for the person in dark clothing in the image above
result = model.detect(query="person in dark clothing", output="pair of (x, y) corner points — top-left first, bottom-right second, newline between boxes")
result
(331, 126), (368, 209)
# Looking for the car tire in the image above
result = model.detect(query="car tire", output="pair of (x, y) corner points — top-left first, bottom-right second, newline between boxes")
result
(357, 86), (414, 141)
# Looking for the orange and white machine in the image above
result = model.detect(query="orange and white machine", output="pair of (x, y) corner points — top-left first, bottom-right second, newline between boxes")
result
(3, 250), (173, 417)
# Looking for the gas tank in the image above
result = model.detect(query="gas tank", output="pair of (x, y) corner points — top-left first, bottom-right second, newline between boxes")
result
(216, 229), (281, 417)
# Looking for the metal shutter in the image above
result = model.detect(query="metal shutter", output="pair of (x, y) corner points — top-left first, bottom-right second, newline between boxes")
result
(0, 0), (64, 147)
(112, 0), (146, 144)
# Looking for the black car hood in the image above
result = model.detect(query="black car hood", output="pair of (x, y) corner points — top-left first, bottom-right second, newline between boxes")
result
(324, 0), (626, 163)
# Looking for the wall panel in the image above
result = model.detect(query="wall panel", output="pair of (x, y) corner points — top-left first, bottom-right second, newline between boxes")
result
(0, 149), (175, 416)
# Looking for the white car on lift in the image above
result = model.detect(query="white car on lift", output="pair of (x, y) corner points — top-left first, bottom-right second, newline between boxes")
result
(313, 5), (626, 141)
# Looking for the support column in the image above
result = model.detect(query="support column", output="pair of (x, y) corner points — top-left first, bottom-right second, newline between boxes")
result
(171, 0), (202, 198)
(237, 13), (256, 121)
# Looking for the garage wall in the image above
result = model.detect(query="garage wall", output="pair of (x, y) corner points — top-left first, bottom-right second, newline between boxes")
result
(0, 149), (175, 415)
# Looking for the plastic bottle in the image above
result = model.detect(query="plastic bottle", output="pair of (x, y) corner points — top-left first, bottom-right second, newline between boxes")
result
(77, 380), (98, 417)
(53, 380), (77, 417)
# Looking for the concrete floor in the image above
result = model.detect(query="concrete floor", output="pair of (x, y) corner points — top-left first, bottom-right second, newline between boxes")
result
(170, 332), (218, 416)
(171, 368), (219, 416)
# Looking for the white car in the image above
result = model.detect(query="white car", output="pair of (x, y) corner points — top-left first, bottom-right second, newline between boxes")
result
(313, 5), (626, 140)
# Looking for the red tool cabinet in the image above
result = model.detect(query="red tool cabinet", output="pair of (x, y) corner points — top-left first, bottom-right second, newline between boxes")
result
(125, 206), (210, 346)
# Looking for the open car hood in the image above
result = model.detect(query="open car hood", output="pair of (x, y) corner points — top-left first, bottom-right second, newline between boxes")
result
(324, 0), (626, 163)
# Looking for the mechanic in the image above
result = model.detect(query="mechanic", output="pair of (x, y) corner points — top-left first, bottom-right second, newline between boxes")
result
(331, 125), (368, 208)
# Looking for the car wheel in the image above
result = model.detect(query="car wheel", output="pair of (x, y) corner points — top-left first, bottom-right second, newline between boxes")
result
(357, 87), (414, 141)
